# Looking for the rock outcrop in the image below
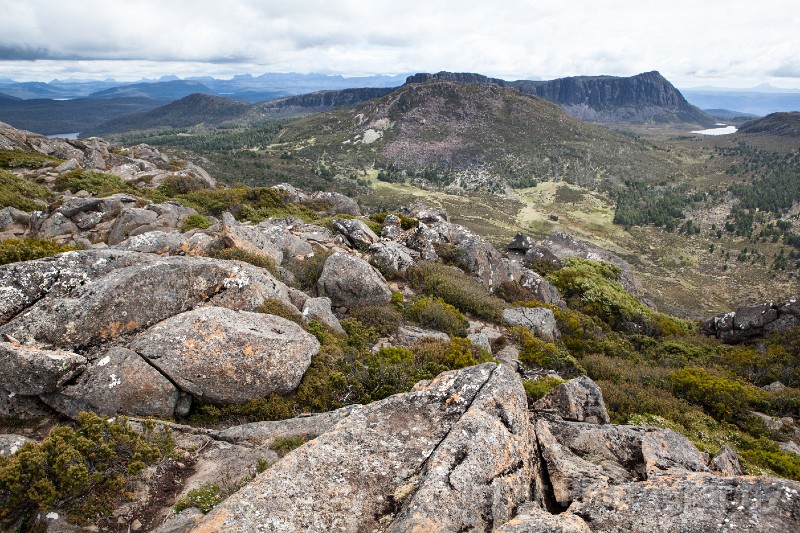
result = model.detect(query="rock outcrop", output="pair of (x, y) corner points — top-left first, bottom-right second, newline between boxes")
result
(317, 252), (392, 308)
(701, 297), (799, 343)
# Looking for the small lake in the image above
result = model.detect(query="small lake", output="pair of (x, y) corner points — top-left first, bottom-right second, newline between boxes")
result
(690, 125), (738, 136)
(46, 133), (80, 139)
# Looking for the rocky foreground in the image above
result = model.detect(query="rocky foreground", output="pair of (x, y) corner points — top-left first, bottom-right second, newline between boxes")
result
(0, 123), (799, 531)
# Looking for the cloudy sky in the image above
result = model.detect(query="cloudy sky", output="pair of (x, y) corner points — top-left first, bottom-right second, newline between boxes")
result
(1, 0), (798, 88)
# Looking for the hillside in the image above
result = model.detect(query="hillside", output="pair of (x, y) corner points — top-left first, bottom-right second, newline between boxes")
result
(86, 93), (255, 135)
(408, 71), (712, 125)
(738, 111), (800, 136)
(88, 80), (214, 100)
(281, 79), (680, 192)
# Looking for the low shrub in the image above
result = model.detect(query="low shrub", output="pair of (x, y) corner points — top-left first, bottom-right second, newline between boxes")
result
(0, 149), (59, 169)
(495, 281), (539, 304)
(257, 297), (303, 324)
(180, 214), (212, 231)
(0, 237), (74, 266)
(282, 251), (332, 293)
(0, 413), (174, 528)
(175, 187), (315, 222)
(670, 367), (765, 422)
(368, 212), (417, 230)
(0, 169), (55, 211)
(522, 376), (565, 404)
(173, 482), (224, 514)
(405, 261), (506, 322)
(510, 326), (584, 376)
(349, 304), (404, 336)
(211, 247), (279, 277)
(404, 296), (468, 337)
(54, 170), (140, 198)
(268, 435), (308, 458)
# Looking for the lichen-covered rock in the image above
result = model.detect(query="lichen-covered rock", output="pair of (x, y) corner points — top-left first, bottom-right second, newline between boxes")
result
(0, 342), (86, 395)
(568, 473), (800, 533)
(533, 376), (610, 424)
(368, 241), (416, 276)
(387, 364), (536, 532)
(0, 249), (157, 324)
(504, 306), (560, 343)
(107, 207), (159, 245)
(0, 386), (51, 419)
(494, 502), (591, 532)
(401, 204), (449, 224)
(0, 255), (295, 349)
(40, 347), (182, 419)
(113, 230), (189, 254)
(711, 445), (744, 476)
(301, 296), (344, 333)
(317, 252), (392, 308)
(393, 325), (449, 346)
(255, 221), (313, 258)
(331, 218), (379, 250)
(507, 232), (536, 252)
(130, 307), (319, 404)
(191, 364), (496, 532)
(305, 191), (361, 216)
(0, 434), (35, 457)
(515, 268), (566, 308)
(220, 212), (283, 263)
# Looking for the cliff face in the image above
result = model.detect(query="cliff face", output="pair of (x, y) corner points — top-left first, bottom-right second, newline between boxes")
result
(260, 87), (396, 111)
(406, 71), (712, 124)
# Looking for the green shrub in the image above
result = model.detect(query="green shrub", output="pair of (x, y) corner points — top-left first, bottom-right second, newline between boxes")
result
(0, 413), (174, 528)
(54, 170), (140, 197)
(0, 169), (55, 211)
(0, 149), (59, 169)
(600, 380), (695, 424)
(176, 187), (315, 222)
(283, 251), (332, 293)
(180, 214), (212, 231)
(510, 326), (584, 376)
(349, 304), (404, 336)
(405, 261), (506, 322)
(257, 297), (302, 323)
(670, 367), (765, 421)
(404, 296), (469, 337)
(368, 212), (417, 230)
(523, 376), (565, 404)
(268, 436), (308, 458)
(174, 482), (224, 514)
(211, 247), (278, 277)
(157, 174), (211, 196)
(0, 237), (74, 266)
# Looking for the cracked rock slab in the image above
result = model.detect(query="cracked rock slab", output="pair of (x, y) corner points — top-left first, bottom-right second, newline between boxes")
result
(190, 363), (496, 532)
(130, 307), (319, 404)
(0, 341), (86, 395)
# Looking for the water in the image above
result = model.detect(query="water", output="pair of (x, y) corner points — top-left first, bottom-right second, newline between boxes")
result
(46, 132), (80, 139)
(690, 125), (738, 136)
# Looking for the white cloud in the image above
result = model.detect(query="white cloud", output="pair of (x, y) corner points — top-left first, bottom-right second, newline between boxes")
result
(0, 0), (798, 87)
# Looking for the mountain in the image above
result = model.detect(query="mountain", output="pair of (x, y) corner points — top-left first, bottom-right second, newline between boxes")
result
(406, 71), (711, 125)
(283, 79), (677, 191)
(258, 87), (396, 111)
(0, 81), (72, 99)
(0, 97), (165, 135)
(88, 80), (214, 100)
(682, 89), (800, 116)
(86, 93), (254, 135)
(0, 92), (21, 102)
(738, 111), (800, 136)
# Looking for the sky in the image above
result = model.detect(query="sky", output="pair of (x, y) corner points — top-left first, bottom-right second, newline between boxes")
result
(1, 0), (798, 88)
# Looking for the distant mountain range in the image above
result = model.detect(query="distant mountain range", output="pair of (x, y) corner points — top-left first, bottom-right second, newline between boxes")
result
(681, 90), (800, 116)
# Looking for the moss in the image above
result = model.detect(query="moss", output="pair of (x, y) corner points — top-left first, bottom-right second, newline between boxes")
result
(405, 261), (507, 322)
(0, 413), (174, 528)
(180, 214), (212, 231)
(0, 238), (74, 266)
(0, 169), (55, 211)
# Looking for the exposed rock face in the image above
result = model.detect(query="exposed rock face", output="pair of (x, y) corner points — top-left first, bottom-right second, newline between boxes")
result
(0, 255), (293, 349)
(504, 306), (560, 343)
(400, 204), (450, 224)
(304, 191), (361, 216)
(40, 347), (182, 419)
(701, 297), (799, 343)
(711, 445), (744, 476)
(368, 241), (416, 276)
(192, 364), (498, 532)
(533, 376), (610, 424)
(130, 307), (319, 404)
(317, 252), (392, 308)
(387, 364), (536, 532)
(393, 325), (450, 346)
(301, 296), (344, 333)
(331, 218), (379, 250)
(106, 202), (198, 246)
(113, 230), (191, 255)
(508, 232), (536, 252)
(0, 434), (34, 457)
(220, 212), (283, 263)
(0, 342), (86, 395)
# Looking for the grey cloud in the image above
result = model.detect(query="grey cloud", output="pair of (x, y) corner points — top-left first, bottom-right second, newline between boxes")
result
(0, 45), (51, 61)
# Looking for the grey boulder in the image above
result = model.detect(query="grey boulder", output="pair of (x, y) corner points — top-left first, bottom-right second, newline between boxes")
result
(533, 376), (610, 424)
(504, 306), (560, 343)
(317, 252), (392, 308)
(0, 342), (86, 395)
